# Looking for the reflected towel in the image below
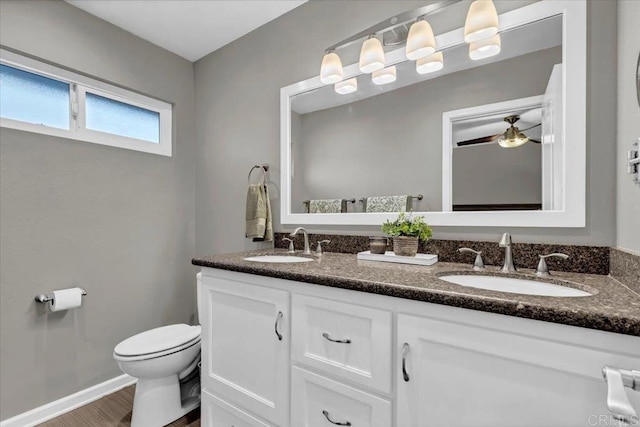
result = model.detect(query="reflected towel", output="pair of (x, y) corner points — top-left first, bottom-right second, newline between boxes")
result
(363, 195), (412, 213)
(246, 184), (273, 241)
(309, 199), (347, 213)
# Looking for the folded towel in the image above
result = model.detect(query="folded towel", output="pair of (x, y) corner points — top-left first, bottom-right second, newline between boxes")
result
(309, 199), (347, 213)
(246, 184), (273, 241)
(364, 195), (412, 213)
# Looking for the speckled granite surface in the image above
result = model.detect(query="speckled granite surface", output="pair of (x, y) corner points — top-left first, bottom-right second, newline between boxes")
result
(193, 249), (640, 336)
(611, 247), (640, 294)
(273, 233), (610, 275)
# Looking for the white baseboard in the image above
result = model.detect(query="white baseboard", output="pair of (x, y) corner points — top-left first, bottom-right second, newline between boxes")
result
(0, 374), (136, 427)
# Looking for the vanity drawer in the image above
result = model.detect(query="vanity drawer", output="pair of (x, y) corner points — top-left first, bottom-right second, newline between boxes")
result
(291, 366), (391, 427)
(201, 390), (272, 427)
(292, 294), (392, 393)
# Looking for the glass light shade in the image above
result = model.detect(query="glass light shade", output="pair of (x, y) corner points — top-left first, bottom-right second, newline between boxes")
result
(335, 78), (358, 95)
(372, 66), (397, 85)
(469, 34), (501, 60)
(498, 127), (529, 148)
(406, 20), (436, 60)
(359, 37), (385, 73)
(320, 52), (343, 84)
(416, 51), (444, 74)
(464, 0), (499, 43)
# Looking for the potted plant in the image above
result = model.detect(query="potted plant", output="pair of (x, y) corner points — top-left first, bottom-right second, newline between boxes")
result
(381, 212), (433, 257)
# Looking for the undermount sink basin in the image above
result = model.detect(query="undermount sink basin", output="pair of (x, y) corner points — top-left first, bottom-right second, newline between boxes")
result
(439, 274), (592, 297)
(244, 255), (313, 264)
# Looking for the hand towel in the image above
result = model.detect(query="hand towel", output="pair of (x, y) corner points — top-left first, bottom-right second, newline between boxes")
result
(246, 184), (273, 241)
(364, 195), (411, 213)
(309, 199), (347, 213)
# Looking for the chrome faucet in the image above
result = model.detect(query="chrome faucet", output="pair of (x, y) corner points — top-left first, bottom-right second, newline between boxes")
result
(499, 233), (517, 273)
(290, 227), (312, 255)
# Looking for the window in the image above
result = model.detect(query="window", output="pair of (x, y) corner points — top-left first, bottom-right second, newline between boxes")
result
(0, 49), (172, 156)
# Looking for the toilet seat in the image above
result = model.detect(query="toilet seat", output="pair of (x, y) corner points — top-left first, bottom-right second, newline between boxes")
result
(114, 324), (201, 361)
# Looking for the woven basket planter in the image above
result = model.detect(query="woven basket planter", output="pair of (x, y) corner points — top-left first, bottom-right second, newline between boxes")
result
(392, 236), (419, 257)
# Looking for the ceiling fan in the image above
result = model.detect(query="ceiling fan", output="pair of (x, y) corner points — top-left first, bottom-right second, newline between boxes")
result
(456, 114), (541, 148)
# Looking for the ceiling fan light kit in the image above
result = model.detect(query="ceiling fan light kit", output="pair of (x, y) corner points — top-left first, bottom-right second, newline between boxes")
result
(317, 0), (502, 95)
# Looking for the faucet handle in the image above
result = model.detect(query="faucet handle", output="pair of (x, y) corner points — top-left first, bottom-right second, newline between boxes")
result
(282, 237), (295, 253)
(458, 248), (485, 271)
(535, 253), (569, 276)
(316, 240), (331, 255)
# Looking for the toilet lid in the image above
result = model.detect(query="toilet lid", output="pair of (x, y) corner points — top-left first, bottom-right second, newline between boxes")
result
(114, 324), (201, 357)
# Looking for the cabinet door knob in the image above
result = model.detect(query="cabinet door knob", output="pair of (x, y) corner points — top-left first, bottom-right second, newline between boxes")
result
(274, 311), (283, 341)
(322, 332), (351, 344)
(322, 410), (352, 426)
(402, 342), (410, 382)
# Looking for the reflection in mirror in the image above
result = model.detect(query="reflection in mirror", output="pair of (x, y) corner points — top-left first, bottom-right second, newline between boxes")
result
(448, 97), (545, 212)
(290, 13), (562, 214)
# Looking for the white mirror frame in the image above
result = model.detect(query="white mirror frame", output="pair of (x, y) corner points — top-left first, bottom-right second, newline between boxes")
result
(280, 0), (586, 227)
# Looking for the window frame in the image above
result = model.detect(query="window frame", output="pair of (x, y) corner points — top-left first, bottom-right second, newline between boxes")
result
(0, 49), (172, 157)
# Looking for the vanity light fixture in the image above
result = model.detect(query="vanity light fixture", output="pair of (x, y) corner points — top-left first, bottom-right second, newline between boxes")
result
(498, 115), (529, 148)
(320, 50), (344, 84)
(464, 0), (499, 43)
(317, 1), (504, 85)
(469, 33), (501, 60)
(359, 36), (386, 73)
(406, 18), (436, 60)
(416, 51), (444, 74)
(372, 65), (397, 85)
(335, 77), (358, 95)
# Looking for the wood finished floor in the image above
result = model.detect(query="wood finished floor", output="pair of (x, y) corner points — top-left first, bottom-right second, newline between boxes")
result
(38, 385), (200, 427)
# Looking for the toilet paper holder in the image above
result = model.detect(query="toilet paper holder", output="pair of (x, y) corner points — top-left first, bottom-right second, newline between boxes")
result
(34, 289), (87, 304)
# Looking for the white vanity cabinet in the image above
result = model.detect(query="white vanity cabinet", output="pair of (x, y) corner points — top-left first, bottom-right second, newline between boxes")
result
(199, 268), (640, 427)
(396, 314), (640, 427)
(200, 274), (289, 427)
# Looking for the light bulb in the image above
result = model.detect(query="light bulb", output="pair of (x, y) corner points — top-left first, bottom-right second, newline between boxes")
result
(469, 34), (501, 60)
(359, 36), (385, 73)
(416, 51), (444, 74)
(335, 78), (358, 95)
(464, 0), (499, 43)
(406, 19), (436, 60)
(372, 66), (396, 85)
(320, 51), (343, 84)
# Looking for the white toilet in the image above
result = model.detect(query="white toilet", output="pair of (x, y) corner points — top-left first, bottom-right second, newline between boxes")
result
(113, 273), (203, 426)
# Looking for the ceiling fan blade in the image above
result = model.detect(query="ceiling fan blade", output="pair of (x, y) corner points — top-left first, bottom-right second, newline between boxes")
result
(456, 133), (502, 146)
(520, 123), (542, 132)
(530, 139), (541, 144)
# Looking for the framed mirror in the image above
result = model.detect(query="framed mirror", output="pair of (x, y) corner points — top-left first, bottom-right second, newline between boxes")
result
(280, 0), (586, 227)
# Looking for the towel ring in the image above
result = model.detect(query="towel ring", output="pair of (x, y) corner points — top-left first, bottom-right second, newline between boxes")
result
(248, 164), (268, 185)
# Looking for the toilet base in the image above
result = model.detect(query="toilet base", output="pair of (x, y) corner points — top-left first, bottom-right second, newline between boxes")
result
(131, 374), (200, 427)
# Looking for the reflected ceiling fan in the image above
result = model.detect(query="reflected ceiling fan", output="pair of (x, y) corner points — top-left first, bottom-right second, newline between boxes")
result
(457, 114), (541, 148)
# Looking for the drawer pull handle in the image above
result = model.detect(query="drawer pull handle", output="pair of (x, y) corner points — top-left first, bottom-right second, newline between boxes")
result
(322, 332), (351, 344)
(402, 342), (410, 382)
(322, 410), (352, 426)
(275, 311), (283, 341)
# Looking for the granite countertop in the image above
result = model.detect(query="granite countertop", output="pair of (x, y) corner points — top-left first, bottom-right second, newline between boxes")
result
(192, 249), (640, 337)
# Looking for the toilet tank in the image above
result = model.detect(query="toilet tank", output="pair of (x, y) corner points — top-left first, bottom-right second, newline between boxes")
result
(196, 272), (202, 325)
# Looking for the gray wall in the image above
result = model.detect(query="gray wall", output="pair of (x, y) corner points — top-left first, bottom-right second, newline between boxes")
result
(292, 48), (557, 212)
(616, 0), (640, 254)
(194, 0), (617, 252)
(0, 0), (196, 419)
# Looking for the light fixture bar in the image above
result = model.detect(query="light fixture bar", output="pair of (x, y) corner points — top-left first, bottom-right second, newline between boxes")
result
(324, 0), (462, 53)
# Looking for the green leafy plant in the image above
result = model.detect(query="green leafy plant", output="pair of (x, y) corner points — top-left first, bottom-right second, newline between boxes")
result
(381, 212), (433, 241)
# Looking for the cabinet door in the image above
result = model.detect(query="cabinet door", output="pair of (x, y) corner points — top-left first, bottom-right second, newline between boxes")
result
(201, 275), (289, 427)
(397, 314), (640, 427)
(202, 390), (272, 427)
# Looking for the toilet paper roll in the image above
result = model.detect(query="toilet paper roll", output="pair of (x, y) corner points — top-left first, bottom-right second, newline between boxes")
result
(50, 288), (83, 312)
